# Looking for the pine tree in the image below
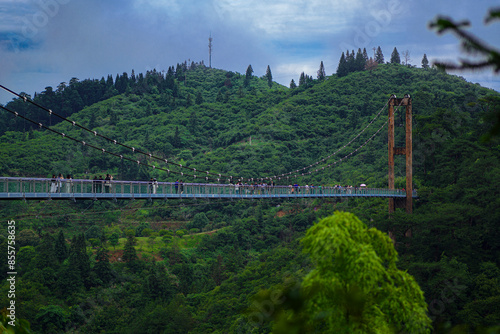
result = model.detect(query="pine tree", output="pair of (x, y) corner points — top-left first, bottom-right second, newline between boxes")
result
(298, 72), (306, 86)
(355, 48), (366, 71)
(54, 230), (68, 263)
(94, 246), (113, 285)
(375, 46), (384, 64)
(421, 54), (430, 69)
(362, 48), (369, 62)
(317, 61), (326, 81)
(123, 235), (138, 264)
(337, 52), (348, 77)
(265, 65), (273, 88)
(390, 47), (401, 64)
(144, 261), (173, 300)
(346, 50), (355, 73)
(109, 232), (119, 250)
(73, 234), (91, 288)
(35, 234), (58, 270)
(290, 79), (297, 89)
(244, 64), (253, 87)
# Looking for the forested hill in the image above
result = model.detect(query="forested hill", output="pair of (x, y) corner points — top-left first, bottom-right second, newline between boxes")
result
(0, 62), (499, 333)
(1, 62), (497, 188)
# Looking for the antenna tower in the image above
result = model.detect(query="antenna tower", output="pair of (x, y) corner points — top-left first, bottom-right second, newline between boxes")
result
(208, 33), (213, 68)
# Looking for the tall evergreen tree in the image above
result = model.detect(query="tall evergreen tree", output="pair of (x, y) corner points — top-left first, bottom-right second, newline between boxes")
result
(355, 48), (366, 71)
(421, 54), (430, 69)
(375, 46), (384, 64)
(290, 79), (297, 89)
(123, 235), (138, 264)
(390, 47), (401, 64)
(94, 245), (113, 285)
(337, 52), (348, 77)
(362, 48), (369, 62)
(54, 230), (68, 263)
(106, 74), (114, 87)
(35, 234), (58, 270)
(244, 65), (253, 87)
(346, 50), (356, 73)
(144, 261), (173, 300)
(265, 65), (273, 88)
(70, 234), (91, 288)
(298, 72), (306, 87)
(317, 61), (326, 81)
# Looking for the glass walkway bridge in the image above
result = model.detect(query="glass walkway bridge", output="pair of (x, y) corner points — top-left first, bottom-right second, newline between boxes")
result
(0, 177), (415, 200)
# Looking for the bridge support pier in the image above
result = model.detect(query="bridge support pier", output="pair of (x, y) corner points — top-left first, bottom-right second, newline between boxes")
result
(388, 95), (412, 214)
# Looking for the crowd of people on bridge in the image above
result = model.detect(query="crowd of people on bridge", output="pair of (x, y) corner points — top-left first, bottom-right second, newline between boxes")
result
(45, 174), (407, 196)
(49, 174), (73, 193)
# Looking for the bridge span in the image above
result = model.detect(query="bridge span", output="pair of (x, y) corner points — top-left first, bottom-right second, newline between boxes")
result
(0, 177), (415, 201)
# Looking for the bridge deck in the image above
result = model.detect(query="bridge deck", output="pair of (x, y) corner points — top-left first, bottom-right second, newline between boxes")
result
(0, 177), (415, 200)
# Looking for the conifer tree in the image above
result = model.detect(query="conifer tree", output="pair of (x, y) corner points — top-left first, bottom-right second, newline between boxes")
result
(317, 61), (326, 81)
(106, 74), (114, 87)
(35, 234), (58, 270)
(71, 234), (91, 288)
(355, 48), (366, 71)
(244, 65), (253, 87)
(337, 52), (348, 77)
(290, 79), (297, 89)
(362, 48), (369, 62)
(298, 72), (306, 86)
(421, 54), (430, 69)
(391, 47), (401, 64)
(54, 230), (68, 263)
(109, 232), (119, 250)
(144, 261), (173, 300)
(346, 50), (355, 73)
(94, 245), (113, 285)
(375, 46), (384, 64)
(265, 65), (273, 87)
(123, 235), (138, 264)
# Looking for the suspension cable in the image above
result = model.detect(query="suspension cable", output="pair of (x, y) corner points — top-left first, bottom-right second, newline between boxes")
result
(278, 97), (405, 181)
(0, 104), (223, 182)
(1, 84), (400, 182)
(271, 99), (390, 180)
(0, 84), (233, 181)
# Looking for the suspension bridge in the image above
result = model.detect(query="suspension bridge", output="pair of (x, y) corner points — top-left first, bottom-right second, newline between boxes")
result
(0, 177), (412, 200)
(0, 84), (415, 212)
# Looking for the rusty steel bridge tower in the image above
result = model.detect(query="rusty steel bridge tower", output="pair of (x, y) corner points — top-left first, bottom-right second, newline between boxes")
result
(388, 94), (413, 214)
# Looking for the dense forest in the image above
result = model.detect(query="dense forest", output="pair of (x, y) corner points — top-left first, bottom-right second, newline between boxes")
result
(0, 57), (499, 333)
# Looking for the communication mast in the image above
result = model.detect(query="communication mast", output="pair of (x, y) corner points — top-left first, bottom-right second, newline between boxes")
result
(208, 33), (213, 68)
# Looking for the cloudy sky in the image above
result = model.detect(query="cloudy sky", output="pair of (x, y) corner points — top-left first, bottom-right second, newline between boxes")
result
(1, 0), (499, 104)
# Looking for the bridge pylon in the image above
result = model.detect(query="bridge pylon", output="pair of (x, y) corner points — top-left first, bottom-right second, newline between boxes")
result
(388, 95), (412, 214)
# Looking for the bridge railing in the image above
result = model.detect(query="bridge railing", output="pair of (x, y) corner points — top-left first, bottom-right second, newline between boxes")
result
(0, 177), (415, 198)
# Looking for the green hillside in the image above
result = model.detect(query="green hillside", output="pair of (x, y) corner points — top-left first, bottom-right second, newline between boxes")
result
(0, 63), (499, 333)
